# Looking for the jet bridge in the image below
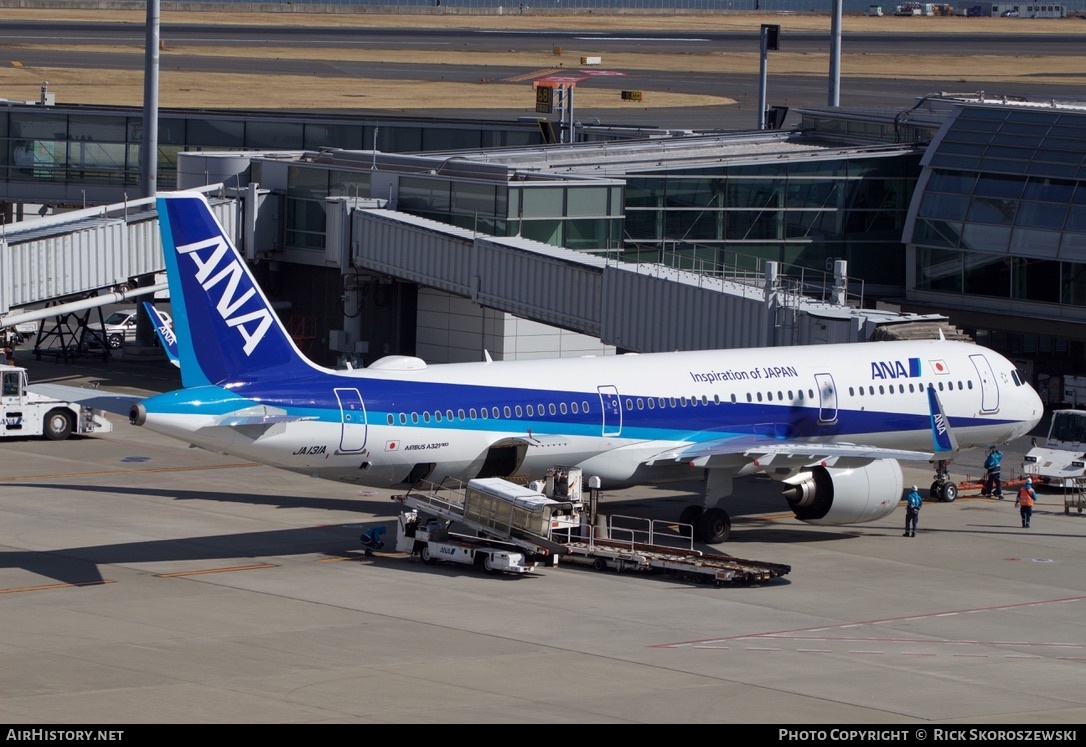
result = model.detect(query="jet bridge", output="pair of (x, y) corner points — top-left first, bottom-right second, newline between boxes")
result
(0, 185), (232, 360)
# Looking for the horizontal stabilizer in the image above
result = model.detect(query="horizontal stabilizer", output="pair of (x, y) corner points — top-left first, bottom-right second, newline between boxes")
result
(28, 383), (142, 416)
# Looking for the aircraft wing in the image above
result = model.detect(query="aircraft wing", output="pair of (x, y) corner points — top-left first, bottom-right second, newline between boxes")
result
(27, 382), (143, 416)
(651, 434), (934, 471)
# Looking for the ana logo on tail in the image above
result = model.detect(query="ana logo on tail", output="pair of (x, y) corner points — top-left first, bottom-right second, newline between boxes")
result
(176, 235), (275, 357)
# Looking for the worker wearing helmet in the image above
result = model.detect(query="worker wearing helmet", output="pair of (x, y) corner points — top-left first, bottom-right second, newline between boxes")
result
(1015, 477), (1036, 528)
(903, 485), (923, 537)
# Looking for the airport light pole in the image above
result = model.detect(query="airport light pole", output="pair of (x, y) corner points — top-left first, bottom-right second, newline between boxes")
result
(140, 0), (160, 198)
(828, 0), (842, 107)
(757, 24), (779, 130)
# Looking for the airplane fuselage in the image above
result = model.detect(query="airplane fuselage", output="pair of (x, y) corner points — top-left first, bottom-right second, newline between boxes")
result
(136, 338), (1042, 489)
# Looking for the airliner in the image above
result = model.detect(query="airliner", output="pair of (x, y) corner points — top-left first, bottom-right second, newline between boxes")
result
(127, 191), (1044, 543)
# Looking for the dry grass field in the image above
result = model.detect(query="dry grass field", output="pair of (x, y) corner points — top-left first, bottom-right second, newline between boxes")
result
(1, 8), (1084, 112)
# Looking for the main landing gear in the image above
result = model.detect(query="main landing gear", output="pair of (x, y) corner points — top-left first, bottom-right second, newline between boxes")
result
(679, 505), (732, 544)
(929, 459), (958, 503)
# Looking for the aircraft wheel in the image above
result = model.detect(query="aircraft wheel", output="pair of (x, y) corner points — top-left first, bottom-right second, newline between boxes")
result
(679, 505), (703, 527)
(697, 507), (731, 544)
(940, 482), (958, 503)
(929, 480), (942, 501)
(43, 409), (73, 441)
(420, 545), (438, 565)
(592, 558), (607, 572)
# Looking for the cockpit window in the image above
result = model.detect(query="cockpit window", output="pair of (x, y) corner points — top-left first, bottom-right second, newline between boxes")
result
(1012, 369), (1023, 386)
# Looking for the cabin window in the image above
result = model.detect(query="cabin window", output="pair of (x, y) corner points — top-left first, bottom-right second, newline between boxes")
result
(967, 380), (973, 389)
(502, 406), (510, 418)
(670, 397), (677, 407)
(423, 412), (431, 423)
(714, 394), (720, 404)
(492, 407), (500, 418)
(756, 392), (763, 402)
(878, 385), (885, 395)
(560, 402), (568, 414)
(625, 399), (633, 411)
(433, 411), (442, 422)
(572, 402), (580, 414)
(690, 396), (698, 407)
(777, 391), (783, 401)
(702, 395), (709, 405)
(746, 393), (753, 402)
(387, 415), (394, 425)
(646, 399), (654, 409)
(582, 401), (590, 412)
(548, 403), (557, 415)
(447, 410), (454, 420)
(938, 382), (944, 392)
(469, 408), (477, 419)
(798, 390), (805, 401)
(411, 413), (419, 424)
(458, 409), (465, 420)
(849, 387), (855, 396)
(480, 408), (489, 419)
(515, 405), (523, 418)
(767, 392), (774, 402)
(636, 398), (644, 410)
(527, 405), (535, 416)
(730, 393), (737, 403)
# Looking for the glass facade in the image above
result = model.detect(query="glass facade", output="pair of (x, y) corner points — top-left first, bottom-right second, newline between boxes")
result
(0, 105), (543, 198)
(910, 107), (1086, 307)
(623, 153), (920, 287)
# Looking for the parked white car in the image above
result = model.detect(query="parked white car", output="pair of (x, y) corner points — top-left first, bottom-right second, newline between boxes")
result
(101, 308), (173, 349)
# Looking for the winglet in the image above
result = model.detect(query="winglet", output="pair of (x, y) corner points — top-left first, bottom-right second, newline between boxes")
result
(927, 384), (959, 454)
(142, 301), (179, 369)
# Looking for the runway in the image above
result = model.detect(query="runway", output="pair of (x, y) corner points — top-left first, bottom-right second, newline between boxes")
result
(2, 16), (1085, 130)
(2, 346), (1085, 724)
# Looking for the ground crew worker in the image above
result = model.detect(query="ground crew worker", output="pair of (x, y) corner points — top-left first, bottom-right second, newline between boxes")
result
(904, 485), (922, 537)
(982, 446), (1004, 498)
(1016, 477), (1036, 528)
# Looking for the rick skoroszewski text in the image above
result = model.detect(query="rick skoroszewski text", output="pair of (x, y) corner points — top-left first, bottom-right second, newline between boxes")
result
(778, 730), (1076, 742)
(6, 732), (123, 741)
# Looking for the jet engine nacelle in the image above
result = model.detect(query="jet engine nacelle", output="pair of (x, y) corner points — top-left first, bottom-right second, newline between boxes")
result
(780, 459), (902, 525)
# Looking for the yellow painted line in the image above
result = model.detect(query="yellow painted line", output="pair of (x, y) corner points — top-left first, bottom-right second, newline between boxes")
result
(1, 579), (114, 594)
(0, 461), (262, 483)
(505, 67), (562, 83)
(11, 61), (23, 67)
(155, 563), (277, 578)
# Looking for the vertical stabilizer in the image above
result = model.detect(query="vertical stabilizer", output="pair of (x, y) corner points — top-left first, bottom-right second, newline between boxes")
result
(156, 191), (316, 387)
(142, 301), (179, 369)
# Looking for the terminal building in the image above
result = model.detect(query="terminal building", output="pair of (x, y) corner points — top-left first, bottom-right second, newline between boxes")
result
(1, 92), (1084, 406)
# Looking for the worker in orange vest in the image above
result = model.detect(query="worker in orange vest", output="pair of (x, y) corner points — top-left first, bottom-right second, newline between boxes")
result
(1015, 477), (1036, 528)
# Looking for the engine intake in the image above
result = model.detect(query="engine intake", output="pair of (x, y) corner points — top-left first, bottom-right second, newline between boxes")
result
(781, 459), (903, 525)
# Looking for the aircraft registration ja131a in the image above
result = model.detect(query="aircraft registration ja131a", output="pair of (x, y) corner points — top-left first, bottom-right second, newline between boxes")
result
(124, 191), (1043, 543)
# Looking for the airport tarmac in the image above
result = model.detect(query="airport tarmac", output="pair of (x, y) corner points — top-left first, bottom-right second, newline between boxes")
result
(2, 344), (1085, 725)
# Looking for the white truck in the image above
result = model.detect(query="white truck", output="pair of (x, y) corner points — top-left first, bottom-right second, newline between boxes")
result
(1022, 409), (1086, 488)
(1, 365), (114, 440)
(394, 511), (540, 574)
